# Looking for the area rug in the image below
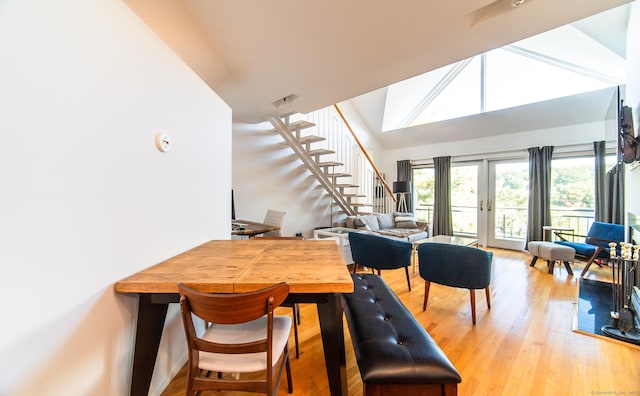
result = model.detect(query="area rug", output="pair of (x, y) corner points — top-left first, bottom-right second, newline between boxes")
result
(574, 278), (640, 348)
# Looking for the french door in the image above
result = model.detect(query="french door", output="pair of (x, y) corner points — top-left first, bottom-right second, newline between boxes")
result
(486, 159), (528, 250)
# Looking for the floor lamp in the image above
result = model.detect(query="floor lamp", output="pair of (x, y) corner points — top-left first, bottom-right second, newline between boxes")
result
(393, 181), (411, 213)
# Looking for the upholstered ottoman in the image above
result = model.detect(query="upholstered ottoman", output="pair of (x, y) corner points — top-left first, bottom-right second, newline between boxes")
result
(528, 241), (575, 275)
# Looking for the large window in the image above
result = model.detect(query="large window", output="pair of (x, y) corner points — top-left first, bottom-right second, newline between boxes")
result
(550, 155), (615, 236)
(412, 153), (615, 247)
(413, 167), (434, 224)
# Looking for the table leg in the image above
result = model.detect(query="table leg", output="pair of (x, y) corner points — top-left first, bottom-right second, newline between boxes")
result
(316, 293), (348, 396)
(130, 294), (169, 396)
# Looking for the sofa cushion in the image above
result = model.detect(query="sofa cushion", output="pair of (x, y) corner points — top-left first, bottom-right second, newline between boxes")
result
(394, 212), (418, 229)
(345, 216), (357, 229)
(356, 214), (380, 232)
(375, 213), (395, 230)
(377, 229), (428, 242)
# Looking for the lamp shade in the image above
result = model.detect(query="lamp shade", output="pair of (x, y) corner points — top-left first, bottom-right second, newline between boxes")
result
(393, 181), (411, 194)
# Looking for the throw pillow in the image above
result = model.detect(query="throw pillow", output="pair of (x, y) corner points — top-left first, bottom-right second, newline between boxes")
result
(354, 217), (371, 231)
(345, 216), (357, 229)
(357, 214), (380, 231)
(394, 212), (418, 229)
(375, 213), (395, 229)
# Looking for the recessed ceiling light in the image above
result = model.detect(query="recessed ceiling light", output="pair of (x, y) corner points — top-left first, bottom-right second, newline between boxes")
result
(510, 0), (526, 7)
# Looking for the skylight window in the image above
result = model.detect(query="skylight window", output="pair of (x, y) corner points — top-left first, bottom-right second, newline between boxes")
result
(380, 22), (626, 132)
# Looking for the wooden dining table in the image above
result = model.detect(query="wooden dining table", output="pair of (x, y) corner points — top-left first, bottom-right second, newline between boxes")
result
(115, 239), (354, 396)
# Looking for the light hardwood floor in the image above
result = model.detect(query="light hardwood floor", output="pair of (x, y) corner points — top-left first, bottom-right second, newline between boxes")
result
(161, 248), (640, 396)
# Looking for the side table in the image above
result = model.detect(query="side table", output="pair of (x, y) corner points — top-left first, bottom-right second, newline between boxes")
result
(313, 227), (363, 265)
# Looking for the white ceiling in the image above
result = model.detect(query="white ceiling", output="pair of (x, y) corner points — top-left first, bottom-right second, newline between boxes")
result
(124, 0), (632, 149)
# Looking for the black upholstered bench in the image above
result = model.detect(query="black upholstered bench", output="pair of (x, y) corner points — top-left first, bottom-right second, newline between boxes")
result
(343, 274), (461, 396)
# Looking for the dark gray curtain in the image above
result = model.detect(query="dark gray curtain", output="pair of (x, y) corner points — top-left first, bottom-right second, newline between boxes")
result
(594, 141), (606, 221)
(594, 141), (624, 224)
(604, 163), (625, 224)
(526, 146), (553, 244)
(433, 156), (452, 236)
(396, 160), (412, 212)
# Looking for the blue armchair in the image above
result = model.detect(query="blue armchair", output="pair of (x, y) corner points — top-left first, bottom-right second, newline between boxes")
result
(348, 232), (413, 291)
(554, 221), (624, 277)
(418, 243), (493, 325)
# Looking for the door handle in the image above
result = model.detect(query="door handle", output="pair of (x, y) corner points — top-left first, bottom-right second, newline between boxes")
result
(480, 200), (484, 211)
(488, 199), (492, 211)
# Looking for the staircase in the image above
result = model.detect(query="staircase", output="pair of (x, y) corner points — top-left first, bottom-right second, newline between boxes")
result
(268, 106), (394, 222)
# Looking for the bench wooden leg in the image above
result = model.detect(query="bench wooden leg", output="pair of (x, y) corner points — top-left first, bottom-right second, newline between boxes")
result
(529, 255), (539, 267)
(563, 261), (574, 276)
(547, 260), (554, 274)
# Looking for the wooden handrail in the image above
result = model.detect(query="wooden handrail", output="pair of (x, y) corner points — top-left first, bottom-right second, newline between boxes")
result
(333, 103), (397, 203)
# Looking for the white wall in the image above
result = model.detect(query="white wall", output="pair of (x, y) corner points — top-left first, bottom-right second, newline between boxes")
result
(0, 1), (231, 395)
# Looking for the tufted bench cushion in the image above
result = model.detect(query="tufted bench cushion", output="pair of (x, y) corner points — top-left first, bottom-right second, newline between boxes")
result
(343, 273), (461, 396)
(528, 241), (575, 275)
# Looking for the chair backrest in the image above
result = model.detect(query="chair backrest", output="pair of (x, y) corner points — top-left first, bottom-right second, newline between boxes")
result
(263, 210), (286, 236)
(585, 221), (625, 247)
(264, 210), (286, 227)
(348, 232), (412, 270)
(418, 243), (493, 289)
(178, 282), (290, 394)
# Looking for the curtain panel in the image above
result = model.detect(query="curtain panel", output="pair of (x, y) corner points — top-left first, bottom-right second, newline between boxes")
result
(433, 156), (453, 236)
(526, 146), (553, 244)
(594, 141), (607, 222)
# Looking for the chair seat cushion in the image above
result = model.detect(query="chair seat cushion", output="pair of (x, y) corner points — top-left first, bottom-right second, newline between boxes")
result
(555, 241), (601, 258)
(199, 315), (292, 373)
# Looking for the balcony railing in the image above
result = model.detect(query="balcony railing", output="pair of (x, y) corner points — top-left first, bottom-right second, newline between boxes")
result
(416, 204), (594, 241)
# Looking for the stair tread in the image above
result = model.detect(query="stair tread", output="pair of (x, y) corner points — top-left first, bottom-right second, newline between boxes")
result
(298, 135), (325, 144)
(326, 173), (351, 178)
(285, 120), (316, 130)
(309, 148), (335, 156)
(317, 161), (344, 167)
(335, 183), (359, 188)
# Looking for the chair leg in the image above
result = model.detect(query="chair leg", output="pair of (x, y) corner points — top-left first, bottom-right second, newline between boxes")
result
(470, 289), (477, 325)
(291, 305), (300, 358)
(285, 348), (293, 393)
(404, 266), (411, 291)
(423, 280), (431, 311)
(485, 286), (491, 310)
(580, 250), (601, 277)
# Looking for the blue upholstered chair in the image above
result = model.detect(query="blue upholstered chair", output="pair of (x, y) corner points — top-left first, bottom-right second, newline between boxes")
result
(554, 221), (624, 277)
(348, 232), (413, 291)
(418, 243), (493, 325)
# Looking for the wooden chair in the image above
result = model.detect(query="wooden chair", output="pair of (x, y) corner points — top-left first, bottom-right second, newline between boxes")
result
(418, 242), (493, 325)
(178, 282), (293, 395)
(249, 235), (303, 358)
(554, 221), (624, 277)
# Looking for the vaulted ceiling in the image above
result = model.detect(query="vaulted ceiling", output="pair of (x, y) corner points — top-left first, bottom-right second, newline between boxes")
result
(125, 0), (632, 149)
